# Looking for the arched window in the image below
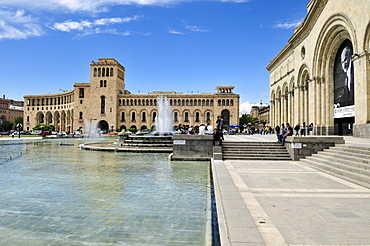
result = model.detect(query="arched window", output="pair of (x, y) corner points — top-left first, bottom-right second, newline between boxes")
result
(174, 112), (178, 122)
(230, 99), (234, 106)
(104, 80), (107, 87)
(102, 67), (105, 77)
(152, 112), (156, 122)
(94, 68), (97, 77)
(195, 112), (200, 122)
(226, 99), (229, 106)
(27, 116), (30, 122)
(206, 112), (211, 122)
(79, 88), (84, 98)
(218, 99), (221, 106)
(194, 100), (197, 106)
(142, 112), (146, 122)
(101, 96), (106, 114)
(185, 112), (189, 122)
(131, 112), (136, 122)
(100, 80), (103, 87)
(121, 112), (125, 121)
(79, 112), (83, 119)
(98, 68), (101, 77)
(206, 100), (209, 106)
(110, 67), (114, 77)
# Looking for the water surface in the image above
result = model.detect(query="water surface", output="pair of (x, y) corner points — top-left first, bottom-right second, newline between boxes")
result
(0, 139), (210, 245)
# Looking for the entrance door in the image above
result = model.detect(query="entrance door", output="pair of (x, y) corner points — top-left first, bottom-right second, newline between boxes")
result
(334, 117), (354, 136)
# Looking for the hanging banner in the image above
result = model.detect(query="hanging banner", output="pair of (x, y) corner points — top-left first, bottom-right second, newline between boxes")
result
(334, 105), (355, 118)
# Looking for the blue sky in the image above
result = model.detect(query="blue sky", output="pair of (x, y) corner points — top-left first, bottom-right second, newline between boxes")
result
(0, 0), (307, 113)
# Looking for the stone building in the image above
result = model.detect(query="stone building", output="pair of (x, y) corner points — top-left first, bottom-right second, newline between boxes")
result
(0, 96), (23, 125)
(23, 58), (239, 133)
(267, 0), (370, 137)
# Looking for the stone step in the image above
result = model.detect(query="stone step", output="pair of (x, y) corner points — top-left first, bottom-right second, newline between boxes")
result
(222, 141), (290, 160)
(224, 156), (291, 161)
(317, 150), (370, 166)
(305, 155), (370, 177)
(300, 158), (370, 188)
(324, 146), (370, 156)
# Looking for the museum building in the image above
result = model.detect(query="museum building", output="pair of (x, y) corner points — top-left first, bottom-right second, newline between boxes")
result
(23, 58), (239, 133)
(267, 0), (370, 137)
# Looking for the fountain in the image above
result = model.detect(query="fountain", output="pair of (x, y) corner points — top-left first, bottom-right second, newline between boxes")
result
(80, 96), (175, 152)
(84, 119), (101, 138)
(153, 96), (173, 135)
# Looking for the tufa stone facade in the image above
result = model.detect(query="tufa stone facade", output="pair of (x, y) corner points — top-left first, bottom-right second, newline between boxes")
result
(267, 0), (370, 138)
(24, 58), (239, 133)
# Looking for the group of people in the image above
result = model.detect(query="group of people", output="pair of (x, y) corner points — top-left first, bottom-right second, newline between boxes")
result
(293, 122), (314, 137)
(275, 122), (314, 145)
(176, 123), (214, 135)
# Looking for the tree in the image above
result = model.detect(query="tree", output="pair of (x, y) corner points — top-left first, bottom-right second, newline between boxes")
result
(0, 121), (14, 132)
(14, 117), (23, 126)
(239, 114), (254, 128)
(33, 124), (55, 131)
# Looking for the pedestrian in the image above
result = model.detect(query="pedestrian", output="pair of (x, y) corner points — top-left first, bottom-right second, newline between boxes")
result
(294, 124), (300, 136)
(213, 129), (223, 146)
(217, 116), (225, 140)
(309, 123), (314, 135)
(300, 122), (306, 136)
(275, 124), (280, 138)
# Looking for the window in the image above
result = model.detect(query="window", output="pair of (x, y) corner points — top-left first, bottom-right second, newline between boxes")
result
(79, 88), (84, 98)
(121, 112), (125, 121)
(184, 112), (189, 122)
(206, 112), (211, 122)
(142, 112), (146, 122)
(152, 112), (156, 122)
(79, 112), (83, 119)
(195, 112), (200, 122)
(174, 112), (178, 122)
(131, 112), (136, 122)
(101, 96), (106, 114)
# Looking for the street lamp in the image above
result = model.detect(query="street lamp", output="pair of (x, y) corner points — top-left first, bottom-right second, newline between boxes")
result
(111, 124), (114, 133)
(16, 123), (22, 138)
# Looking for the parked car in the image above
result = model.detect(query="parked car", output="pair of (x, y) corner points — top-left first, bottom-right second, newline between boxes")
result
(0, 131), (9, 135)
(39, 131), (51, 137)
(31, 130), (42, 135)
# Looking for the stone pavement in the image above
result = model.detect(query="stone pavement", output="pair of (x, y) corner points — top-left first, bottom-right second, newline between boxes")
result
(213, 134), (370, 246)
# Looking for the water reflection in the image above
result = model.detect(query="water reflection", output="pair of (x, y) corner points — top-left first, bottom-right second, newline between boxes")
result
(0, 139), (210, 245)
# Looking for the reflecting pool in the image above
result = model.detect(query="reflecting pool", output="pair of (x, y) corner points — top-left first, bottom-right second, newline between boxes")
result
(0, 139), (211, 245)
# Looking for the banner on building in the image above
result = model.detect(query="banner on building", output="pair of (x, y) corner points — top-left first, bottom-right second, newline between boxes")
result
(334, 105), (355, 118)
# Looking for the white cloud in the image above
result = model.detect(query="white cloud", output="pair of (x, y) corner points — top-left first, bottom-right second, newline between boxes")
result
(273, 18), (303, 29)
(168, 28), (185, 35)
(51, 15), (142, 32)
(239, 101), (268, 115)
(184, 23), (208, 32)
(0, 8), (44, 40)
(0, 0), (179, 12)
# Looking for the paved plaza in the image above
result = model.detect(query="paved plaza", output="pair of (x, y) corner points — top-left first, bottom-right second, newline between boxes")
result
(214, 134), (370, 246)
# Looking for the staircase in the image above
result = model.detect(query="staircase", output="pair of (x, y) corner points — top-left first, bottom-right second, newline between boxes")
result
(222, 141), (291, 160)
(299, 145), (370, 188)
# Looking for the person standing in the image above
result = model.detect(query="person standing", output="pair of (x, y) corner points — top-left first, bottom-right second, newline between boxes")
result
(213, 129), (223, 146)
(294, 123), (300, 136)
(309, 123), (314, 135)
(217, 116), (224, 140)
(300, 122), (306, 136)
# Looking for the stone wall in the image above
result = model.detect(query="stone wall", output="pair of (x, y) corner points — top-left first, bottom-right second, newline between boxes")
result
(171, 135), (213, 161)
(353, 124), (370, 138)
(285, 136), (345, 161)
